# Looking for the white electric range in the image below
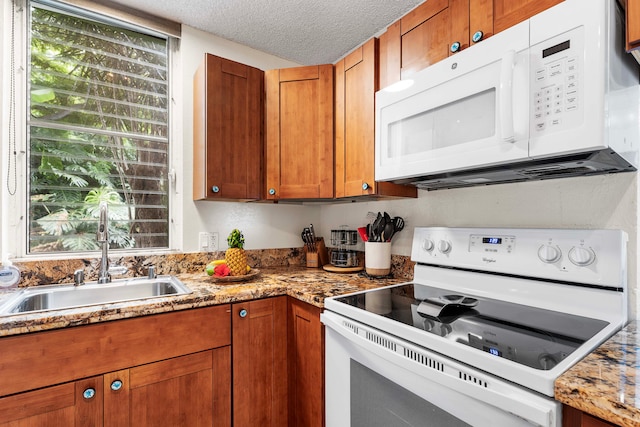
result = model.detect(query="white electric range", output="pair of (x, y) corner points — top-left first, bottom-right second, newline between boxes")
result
(321, 227), (628, 427)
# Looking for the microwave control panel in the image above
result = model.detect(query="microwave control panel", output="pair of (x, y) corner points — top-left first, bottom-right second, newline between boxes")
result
(530, 26), (584, 136)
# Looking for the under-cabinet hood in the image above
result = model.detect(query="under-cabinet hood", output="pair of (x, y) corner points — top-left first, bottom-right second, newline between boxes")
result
(374, 0), (640, 191)
(395, 149), (634, 191)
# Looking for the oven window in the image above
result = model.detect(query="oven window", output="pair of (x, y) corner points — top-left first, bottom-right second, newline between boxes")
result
(350, 360), (471, 427)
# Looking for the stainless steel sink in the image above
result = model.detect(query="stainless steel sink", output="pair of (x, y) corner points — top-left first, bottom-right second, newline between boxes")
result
(0, 276), (191, 315)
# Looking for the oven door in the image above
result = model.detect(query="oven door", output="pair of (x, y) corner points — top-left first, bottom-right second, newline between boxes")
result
(374, 20), (529, 183)
(322, 311), (560, 427)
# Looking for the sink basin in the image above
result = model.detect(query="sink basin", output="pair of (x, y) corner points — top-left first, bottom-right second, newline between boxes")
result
(0, 276), (192, 315)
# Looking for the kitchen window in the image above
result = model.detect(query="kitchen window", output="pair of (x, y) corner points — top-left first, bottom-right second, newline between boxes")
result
(8, 0), (181, 255)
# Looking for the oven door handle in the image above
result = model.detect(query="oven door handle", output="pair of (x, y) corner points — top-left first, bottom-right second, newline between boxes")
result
(322, 311), (560, 427)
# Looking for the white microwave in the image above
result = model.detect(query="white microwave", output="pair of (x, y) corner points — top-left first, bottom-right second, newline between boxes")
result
(375, 0), (640, 190)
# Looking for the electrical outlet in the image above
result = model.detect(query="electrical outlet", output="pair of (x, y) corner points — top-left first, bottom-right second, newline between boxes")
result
(199, 232), (219, 251)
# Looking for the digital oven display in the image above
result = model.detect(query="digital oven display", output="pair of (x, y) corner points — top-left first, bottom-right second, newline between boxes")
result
(482, 237), (502, 244)
(484, 346), (502, 357)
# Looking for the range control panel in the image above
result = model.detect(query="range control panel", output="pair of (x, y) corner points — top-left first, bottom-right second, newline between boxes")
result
(411, 227), (627, 288)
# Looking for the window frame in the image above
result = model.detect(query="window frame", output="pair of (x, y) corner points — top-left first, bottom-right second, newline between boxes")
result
(2, 0), (183, 261)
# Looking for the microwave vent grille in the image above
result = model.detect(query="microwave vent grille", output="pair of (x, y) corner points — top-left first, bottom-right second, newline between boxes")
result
(406, 149), (635, 191)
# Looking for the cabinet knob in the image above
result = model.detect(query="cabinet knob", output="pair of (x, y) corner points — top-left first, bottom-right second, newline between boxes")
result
(450, 41), (461, 53)
(472, 31), (484, 43)
(212, 185), (220, 193)
(239, 308), (248, 318)
(362, 182), (370, 190)
(83, 388), (96, 400)
(110, 380), (123, 391)
(268, 188), (276, 196)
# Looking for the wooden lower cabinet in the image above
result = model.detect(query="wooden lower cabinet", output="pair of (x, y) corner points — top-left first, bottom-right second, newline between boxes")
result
(563, 405), (618, 427)
(0, 377), (103, 427)
(0, 306), (232, 426)
(232, 297), (288, 426)
(112, 349), (231, 426)
(0, 298), (328, 427)
(288, 298), (325, 427)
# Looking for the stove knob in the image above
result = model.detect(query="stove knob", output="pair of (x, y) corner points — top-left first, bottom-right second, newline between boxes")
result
(438, 323), (452, 337)
(537, 245), (561, 263)
(437, 240), (452, 254)
(421, 318), (435, 332)
(422, 239), (435, 252)
(568, 246), (596, 266)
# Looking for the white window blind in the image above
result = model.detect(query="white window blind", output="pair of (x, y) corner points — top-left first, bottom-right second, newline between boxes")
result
(28, 1), (170, 253)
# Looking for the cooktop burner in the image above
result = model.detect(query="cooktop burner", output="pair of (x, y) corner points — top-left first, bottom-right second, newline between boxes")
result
(334, 283), (609, 371)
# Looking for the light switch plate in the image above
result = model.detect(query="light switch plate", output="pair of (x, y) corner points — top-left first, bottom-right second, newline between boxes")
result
(199, 232), (219, 251)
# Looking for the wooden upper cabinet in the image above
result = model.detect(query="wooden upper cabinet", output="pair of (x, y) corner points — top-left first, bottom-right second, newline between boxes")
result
(335, 38), (416, 199)
(379, 0), (563, 88)
(492, 0), (563, 34)
(193, 54), (263, 201)
(399, 0), (465, 79)
(380, 0), (470, 86)
(265, 65), (334, 200)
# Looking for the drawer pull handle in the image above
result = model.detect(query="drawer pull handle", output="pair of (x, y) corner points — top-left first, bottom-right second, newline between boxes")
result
(111, 380), (123, 391)
(239, 308), (248, 318)
(212, 185), (220, 193)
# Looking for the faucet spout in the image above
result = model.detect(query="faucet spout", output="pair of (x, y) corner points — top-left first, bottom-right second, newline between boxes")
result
(97, 201), (110, 283)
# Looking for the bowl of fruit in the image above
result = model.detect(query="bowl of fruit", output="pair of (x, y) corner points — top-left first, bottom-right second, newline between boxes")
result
(205, 229), (259, 282)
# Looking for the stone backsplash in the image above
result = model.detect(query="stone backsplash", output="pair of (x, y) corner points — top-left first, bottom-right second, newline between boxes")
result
(12, 249), (414, 287)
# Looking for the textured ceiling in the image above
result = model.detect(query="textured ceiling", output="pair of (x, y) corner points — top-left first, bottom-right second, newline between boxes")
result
(108, 0), (425, 65)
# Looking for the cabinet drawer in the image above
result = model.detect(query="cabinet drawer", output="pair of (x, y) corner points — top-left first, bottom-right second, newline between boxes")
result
(0, 305), (231, 397)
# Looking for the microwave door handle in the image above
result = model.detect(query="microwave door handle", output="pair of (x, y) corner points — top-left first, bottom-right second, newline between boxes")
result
(499, 50), (516, 143)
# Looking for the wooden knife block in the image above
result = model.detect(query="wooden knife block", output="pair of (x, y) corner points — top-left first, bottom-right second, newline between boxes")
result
(305, 237), (329, 268)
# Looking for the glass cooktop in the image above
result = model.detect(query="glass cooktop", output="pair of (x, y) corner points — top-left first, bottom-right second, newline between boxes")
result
(334, 283), (609, 371)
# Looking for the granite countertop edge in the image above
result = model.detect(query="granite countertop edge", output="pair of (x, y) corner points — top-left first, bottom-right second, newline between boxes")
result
(0, 267), (404, 337)
(555, 320), (640, 427)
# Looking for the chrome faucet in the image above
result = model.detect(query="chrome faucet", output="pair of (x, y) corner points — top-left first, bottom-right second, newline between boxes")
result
(97, 201), (110, 283)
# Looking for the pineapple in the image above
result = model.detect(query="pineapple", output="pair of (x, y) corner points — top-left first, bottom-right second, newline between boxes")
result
(226, 229), (247, 276)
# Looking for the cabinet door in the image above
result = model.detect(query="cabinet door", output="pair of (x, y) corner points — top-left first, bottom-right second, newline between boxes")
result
(288, 298), (324, 427)
(107, 349), (231, 427)
(379, 0), (470, 84)
(0, 377), (103, 427)
(628, 0), (640, 51)
(265, 65), (334, 200)
(232, 297), (287, 426)
(493, 0), (564, 34)
(335, 38), (416, 199)
(562, 405), (618, 427)
(193, 54), (263, 201)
